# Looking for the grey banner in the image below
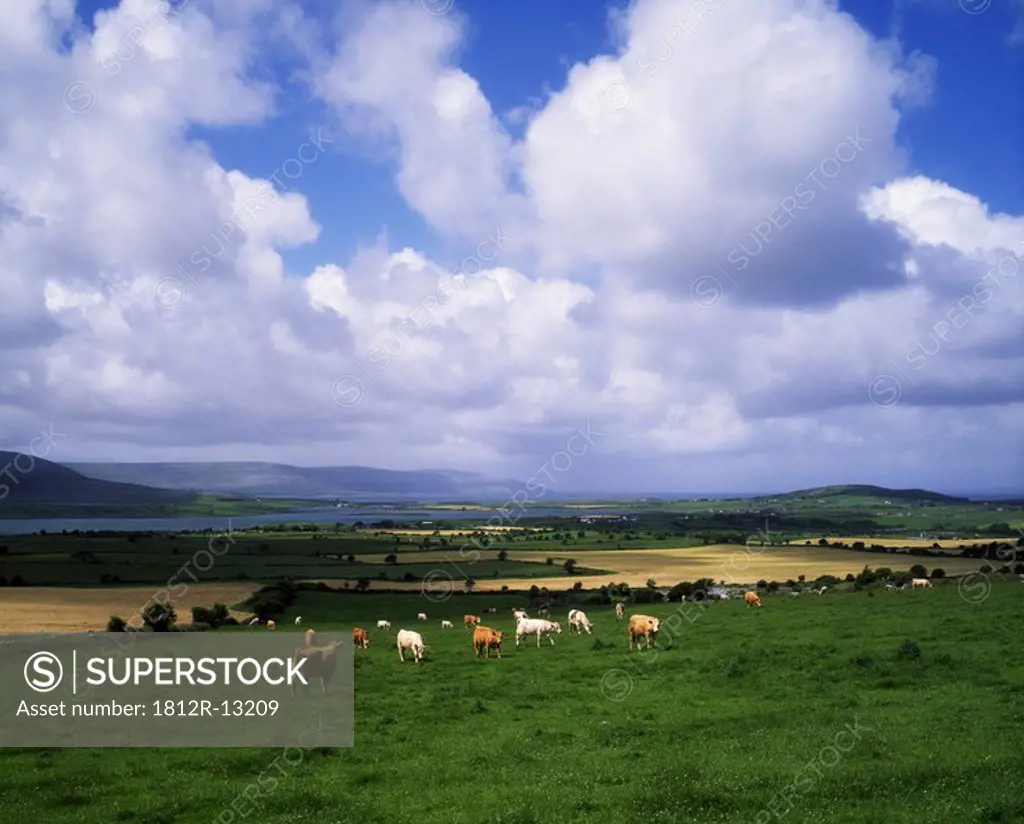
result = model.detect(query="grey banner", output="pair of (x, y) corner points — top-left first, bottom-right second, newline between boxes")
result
(0, 632), (353, 747)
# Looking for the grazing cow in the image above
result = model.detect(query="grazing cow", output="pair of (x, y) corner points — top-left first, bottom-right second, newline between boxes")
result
(441, 620), (453, 629)
(817, 586), (828, 595)
(352, 627), (370, 649)
(537, 606), (550, 618)
(911, 578), (932, 589)
(512, 609), (528, 623)
(744, 591), (762, 608)
(790, 591), (801, 597)
(568, 609), (593, 635)
(615, 602), (625, 620)
(472, 625), (508, 659)
(247, 616), (260, 626)
(885, 584), (896, 591)
(515, 617), (561, 648)
(377, 619), (391, 630)
(417, 612), (428, 622)
(627, 614), (659, 651)
(487, 607), (497, 613)
(291, 638), (343, 696)
(294, 616), (302, 626)
(267, 619), (276, 630)
(464, 614), (481, 631)
(397, 629), (425, 663)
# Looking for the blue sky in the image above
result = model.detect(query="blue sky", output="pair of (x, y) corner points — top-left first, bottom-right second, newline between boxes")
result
(1, 0), (1021, 493)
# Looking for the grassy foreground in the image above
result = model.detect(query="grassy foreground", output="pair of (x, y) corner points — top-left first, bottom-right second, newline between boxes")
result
(3, 583), (1023, 823)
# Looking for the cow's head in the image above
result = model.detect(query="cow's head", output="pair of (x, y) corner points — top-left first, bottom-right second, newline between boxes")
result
(649, 618), (660, 635)
(553, 622), (562, 634)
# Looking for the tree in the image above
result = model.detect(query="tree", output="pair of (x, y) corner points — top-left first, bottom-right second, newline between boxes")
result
(497, 549), (508, 562)
(385, 553), (398, 564)
(909, 564), (928, 579)
(931, 568), (945, 578)
(563, 559), (578, 575)
(354, 578), (371, 592)
(464, 578), (476, 592)
(646, 578), (657, 589)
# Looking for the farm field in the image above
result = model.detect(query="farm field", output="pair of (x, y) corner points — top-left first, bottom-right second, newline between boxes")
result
(348, 545), (993, 590)
(2, 584), (1022, 822)
(0, 582), (259, 632)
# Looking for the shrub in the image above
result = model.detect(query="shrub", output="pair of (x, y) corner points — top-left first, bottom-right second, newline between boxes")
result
(896, 639), (921, 660)
(191, 606), (218, 626)
(909, 564), (928, 579)
(931, 568), (945, 578)
(106, 616), (127, 632)
(142, 600), (177, 632)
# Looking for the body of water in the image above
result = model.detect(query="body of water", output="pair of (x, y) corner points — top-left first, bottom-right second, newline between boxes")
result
(0, 507), (630, 535)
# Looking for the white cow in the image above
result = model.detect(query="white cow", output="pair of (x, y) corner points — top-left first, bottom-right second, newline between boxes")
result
(568, 609), (592, 635)
(294, 616), (302, 626)
(817, 586), (828, 595)
(615, 602), (625, 620)
(515, 617), (561, 648)
(266, 620), (276, 630)
(417, 612), (428, 622)
(911, 578), (932, 589)
(248, 616), (260, 626)
(397, 629), (425, 663)
(377, 620), (391, 630)
(441, 620), (453, 629)
(885, 584), (896, 591)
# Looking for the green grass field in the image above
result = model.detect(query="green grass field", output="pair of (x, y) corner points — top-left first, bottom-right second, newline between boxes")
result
(3, 582), (1022, 823)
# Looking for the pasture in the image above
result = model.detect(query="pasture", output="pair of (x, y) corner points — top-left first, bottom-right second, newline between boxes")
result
(2, 583), (1022, 822)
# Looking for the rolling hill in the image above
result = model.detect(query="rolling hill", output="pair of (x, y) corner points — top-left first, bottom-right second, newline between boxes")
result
(770, 485), (969, 504)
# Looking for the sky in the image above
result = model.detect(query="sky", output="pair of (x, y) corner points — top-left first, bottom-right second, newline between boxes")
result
(0, 0), (1022, 495)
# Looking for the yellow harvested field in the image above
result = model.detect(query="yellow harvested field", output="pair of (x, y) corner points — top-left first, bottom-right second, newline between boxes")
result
(0, 582), (260, 633)
(341, 544), (987, 589)
(361, 526), (529, 537)
(791, 537), (1016, 548)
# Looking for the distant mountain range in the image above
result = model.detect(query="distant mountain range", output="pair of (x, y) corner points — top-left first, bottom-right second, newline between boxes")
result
(65, 461), (522, 500)
(0, 452), (194, 505)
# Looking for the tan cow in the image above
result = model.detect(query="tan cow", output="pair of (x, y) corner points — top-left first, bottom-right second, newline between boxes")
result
(472, 625), (508, 659)
(911, 578), (932, 589)
(266, 619), (276, 630)
(627, 614), (659, 651)
(744, 591), (762, 608)
(464, 614), (481, 630)
(352, 627), (370, 649)
(615, 602), (625, 620)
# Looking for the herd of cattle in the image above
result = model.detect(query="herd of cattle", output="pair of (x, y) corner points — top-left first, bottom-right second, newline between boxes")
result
(270, 579), (943, 666)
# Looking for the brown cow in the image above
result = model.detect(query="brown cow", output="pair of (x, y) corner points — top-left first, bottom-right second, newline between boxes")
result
(464, 614), (481, 631)
(627, 614), (659, 651)
(745, 591), (762, 608)
(472, 625), (507, 659)
(291, 638), (343, 696)
(352, 627), (370, 649)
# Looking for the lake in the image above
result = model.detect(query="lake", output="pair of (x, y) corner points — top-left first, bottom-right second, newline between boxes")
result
(0, 506), (631, 535)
